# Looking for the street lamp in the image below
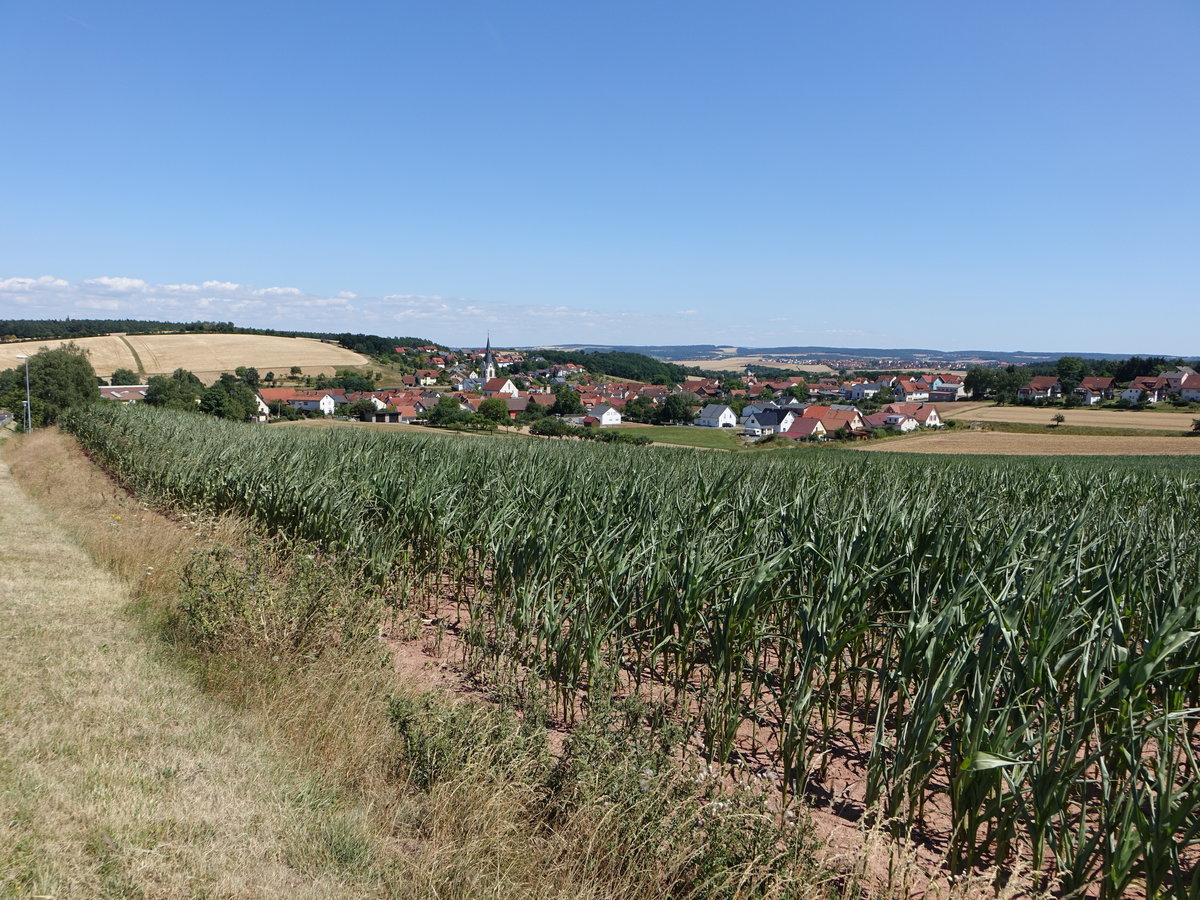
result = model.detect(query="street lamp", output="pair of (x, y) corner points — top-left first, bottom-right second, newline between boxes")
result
(14, 354), (31, 432)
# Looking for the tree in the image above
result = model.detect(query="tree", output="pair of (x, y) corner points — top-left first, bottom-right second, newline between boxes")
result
(478, 397), (510, 423)
(1055, 356), (1085, 396)
(199, 373), (259, 420)
(346, 398), (378, 419)
(110, 367), (139, 385)
(264, 371), (276, 384)
(426, 396), (470, 427)
(145, 368), (205, 411)
(550, 384), (584, 417)
(234, 366), (261, 389)
(622, 396), (656, 423)
(0, 343), (99, 426)
(290, 366), (302, 376)
(1051, 413), (1066, 427)
(653, 393), (696, 425)
(875, 386), (895, 405)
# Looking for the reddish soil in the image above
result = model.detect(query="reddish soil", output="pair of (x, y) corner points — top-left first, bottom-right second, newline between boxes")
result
(374, 574), (1037, 899)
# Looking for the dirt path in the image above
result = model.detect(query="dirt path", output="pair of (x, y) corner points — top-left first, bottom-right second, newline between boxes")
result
(0, 451), (383, 898)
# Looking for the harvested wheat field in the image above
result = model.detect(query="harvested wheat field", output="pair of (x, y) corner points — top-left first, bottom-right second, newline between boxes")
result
(674, 355), (836, 373)
(941, 403), (1196, 431)
(858, 430), (1200, 455)
(0, 333), (369, 381)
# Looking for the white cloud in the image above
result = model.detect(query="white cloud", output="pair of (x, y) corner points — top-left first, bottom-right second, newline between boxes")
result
(0, 272), (723, 344)
(253, 286), (302, 297)
(0, 275), (69, 291)
(84, 276), (148, 291)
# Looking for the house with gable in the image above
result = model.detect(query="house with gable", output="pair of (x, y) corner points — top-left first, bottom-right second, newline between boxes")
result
(863, 412), (919, 433)
(1120, 376), (1169, 405)
(780, 418), (826, 441)
(928, 374), (967, 401)
(1017, 376), (1063, 401)
(697, 404), (737, 428)
(801, 406), (865, 436)
(1163, 367), (1198, 392)
(258, 388), (339, 416)
(482, 377), (519, 397)
(1073, 376), (1115, 405)
(589, 403), (623, 426)
(1180, 374), (1200, 403)
(743, 408), (797, 437)
(893, 378), (931, 403)
(882, 402), (942, 427)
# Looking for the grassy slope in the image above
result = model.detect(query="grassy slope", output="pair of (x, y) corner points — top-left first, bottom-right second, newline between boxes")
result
(0, 437), (388, 899)
(612, 424), (747, 450)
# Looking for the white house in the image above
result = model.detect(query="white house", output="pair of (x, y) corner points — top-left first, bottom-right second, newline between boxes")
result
(738, 401), (777, 425)
(257, 389), (338, 416)
(482, 377), (519, 397)
(882, 403), (941, 427)
(848, 381), (882, 401)
(589, 403), (623, 426)
(743, 409), (797, 437)
(697, 404), (737, 428)
(863, 412), (918, 433)
(1181, 375), (1200, 402)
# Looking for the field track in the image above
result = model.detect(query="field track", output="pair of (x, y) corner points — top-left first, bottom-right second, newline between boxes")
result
(941, 403), (1196, 431)
(858, 430), (1200, 455)
(0, 439), (369, 897)
(0, 333), (368, 381)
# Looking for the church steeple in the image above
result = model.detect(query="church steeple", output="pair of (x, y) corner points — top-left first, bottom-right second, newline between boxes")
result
(482, 335), (496, 382)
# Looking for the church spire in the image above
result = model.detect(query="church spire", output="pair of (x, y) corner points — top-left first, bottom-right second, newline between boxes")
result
(482, 335), (496, 382)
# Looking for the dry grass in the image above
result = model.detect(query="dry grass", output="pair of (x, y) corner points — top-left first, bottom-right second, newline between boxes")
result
(940, 403), (1196, 431)
(855, 430), (1200, 455)
(0, 433), (393, 898)
(0, 333), (368, 382)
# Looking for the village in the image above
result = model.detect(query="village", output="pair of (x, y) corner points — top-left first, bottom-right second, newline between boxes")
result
(94, 340), (1200, 443)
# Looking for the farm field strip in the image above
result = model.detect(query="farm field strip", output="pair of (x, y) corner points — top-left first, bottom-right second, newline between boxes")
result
(941, 403), (1197, 431)
(857, 431), (1200, 455)
(65, 404), (1200, 897)
(0, 333), (369, 380)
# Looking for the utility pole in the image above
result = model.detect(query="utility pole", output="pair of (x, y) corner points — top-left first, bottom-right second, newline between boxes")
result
(15, 354), (31, 431)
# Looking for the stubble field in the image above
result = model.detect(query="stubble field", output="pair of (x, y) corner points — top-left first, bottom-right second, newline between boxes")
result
(940, 403), (1196, 431)
(0, 333), (369, 381)
(857, 430), (1200, 455)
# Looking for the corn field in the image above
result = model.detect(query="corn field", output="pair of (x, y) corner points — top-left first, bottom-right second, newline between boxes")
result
(65, 405), (1200, 897)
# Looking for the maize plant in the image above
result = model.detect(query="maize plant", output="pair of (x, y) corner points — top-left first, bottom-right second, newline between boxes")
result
(64, 404), (1200, 897)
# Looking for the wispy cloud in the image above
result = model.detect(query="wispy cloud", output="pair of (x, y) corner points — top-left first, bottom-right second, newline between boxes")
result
(0, 273), (726, 345)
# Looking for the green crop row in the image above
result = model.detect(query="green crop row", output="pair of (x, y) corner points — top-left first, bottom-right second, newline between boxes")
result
(64, 405), (1200, 896)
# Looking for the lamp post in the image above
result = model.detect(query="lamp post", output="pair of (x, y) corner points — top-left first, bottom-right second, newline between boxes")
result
(14, 354), (31, 432)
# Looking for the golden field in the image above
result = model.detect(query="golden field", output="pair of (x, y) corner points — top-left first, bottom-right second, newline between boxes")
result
(940, 403), (1197, 432)
(0, 333), (369, 382)
(857, 431), (1200, 455)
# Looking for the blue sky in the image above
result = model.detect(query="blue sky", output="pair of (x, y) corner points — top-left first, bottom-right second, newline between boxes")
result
(2, 1), (1197, 353)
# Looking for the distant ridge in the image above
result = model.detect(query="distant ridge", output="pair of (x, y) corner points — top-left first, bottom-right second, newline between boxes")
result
(525, 344), (1199, 365)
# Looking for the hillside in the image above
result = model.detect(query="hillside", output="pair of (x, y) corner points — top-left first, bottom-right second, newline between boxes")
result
(0, 333), (369, 382)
